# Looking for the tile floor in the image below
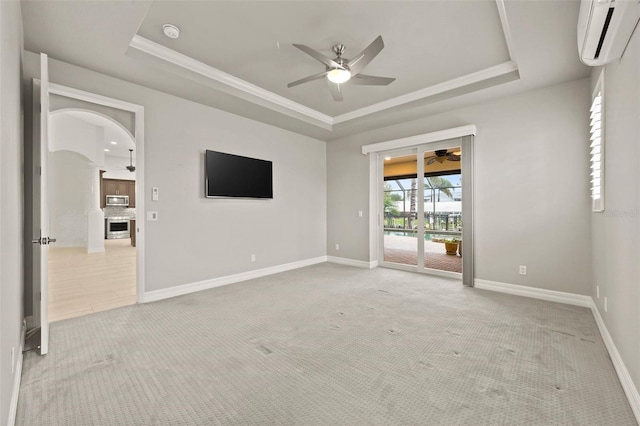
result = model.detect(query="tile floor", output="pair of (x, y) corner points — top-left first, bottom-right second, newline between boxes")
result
(48, 239), (136, 322)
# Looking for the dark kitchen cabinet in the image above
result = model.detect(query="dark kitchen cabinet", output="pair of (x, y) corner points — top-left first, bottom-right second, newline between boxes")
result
(127, 181), (136, 208)
(130, 219), (136, 247)
(101, 178), (136, 208)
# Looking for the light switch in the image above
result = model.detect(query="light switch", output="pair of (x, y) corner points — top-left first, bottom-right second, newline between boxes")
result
(152, 187), (159, 201)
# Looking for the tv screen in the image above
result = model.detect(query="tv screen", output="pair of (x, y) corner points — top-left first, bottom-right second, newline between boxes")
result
(205, 150), (273, 199)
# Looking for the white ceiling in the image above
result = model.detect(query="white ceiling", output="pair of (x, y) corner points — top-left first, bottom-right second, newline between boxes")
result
(64, 110), (136, 159)
(21, 0), (590, 141)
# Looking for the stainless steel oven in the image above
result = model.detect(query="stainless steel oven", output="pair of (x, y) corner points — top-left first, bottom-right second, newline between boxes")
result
(106, 217), (130, 239)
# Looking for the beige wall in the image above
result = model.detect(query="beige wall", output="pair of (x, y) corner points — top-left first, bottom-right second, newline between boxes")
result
(0, 1), (24, 423)
(590, 28), (640, 395)
(23, 51), (327, 294)
(327, 78), (593, 296)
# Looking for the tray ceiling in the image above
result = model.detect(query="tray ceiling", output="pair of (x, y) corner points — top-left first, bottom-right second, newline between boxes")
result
(21, 0), (589, 140)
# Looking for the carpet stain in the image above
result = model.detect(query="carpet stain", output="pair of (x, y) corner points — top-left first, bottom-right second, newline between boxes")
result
(550, 329), (576, 337)
(581, 338), (595, 344)
(418, 361), (434, 369)
(329, 324), (340, 330)
(377, 289), (390, 293)
(256, 344), (273, 356)
(453, 350), (460, 356)
(93, 354), (116, 365)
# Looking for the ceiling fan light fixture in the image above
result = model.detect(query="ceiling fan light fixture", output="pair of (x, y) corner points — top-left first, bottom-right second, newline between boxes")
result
(327, 68), (351, 84)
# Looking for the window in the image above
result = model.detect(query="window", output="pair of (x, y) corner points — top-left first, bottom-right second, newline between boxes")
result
(590, 71), (604, 212)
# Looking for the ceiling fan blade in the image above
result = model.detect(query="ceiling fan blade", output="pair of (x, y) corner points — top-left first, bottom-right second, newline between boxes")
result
(350, 74), (395, 86)
(447, 154), (461, 161)
(427, 157), (437, 165)
(328, 81), (343, 102)
(293, 44), (342, 69)
(348, 35), (384, 75)
(287, 71), (328, 88)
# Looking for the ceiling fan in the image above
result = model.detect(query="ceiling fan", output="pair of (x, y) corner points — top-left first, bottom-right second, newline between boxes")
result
(426, 149), (461, 165)
(126, 149), (136, 172)
(287, 35), (395, 101)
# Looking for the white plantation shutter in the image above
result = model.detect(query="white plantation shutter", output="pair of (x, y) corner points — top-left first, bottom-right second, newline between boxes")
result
(590, 73), (604, 212)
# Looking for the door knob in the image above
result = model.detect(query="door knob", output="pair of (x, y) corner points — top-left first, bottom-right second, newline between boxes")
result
(31, 237), (57, 245)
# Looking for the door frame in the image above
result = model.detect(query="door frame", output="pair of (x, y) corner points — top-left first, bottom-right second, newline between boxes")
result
(46, 83), (146, 303)
(363, 125), (475, 286)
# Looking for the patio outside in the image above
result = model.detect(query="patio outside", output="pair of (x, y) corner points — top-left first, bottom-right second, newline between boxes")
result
(383, 173), (462, 273)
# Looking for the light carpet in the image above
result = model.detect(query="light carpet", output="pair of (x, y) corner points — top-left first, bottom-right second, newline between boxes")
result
(17, 263), (636, 425)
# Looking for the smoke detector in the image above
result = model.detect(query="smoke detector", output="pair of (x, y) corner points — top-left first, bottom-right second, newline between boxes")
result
(162, 24), (180, 39)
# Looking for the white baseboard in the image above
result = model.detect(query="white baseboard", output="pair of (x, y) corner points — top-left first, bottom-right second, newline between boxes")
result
(590, 300), (640, 423)
(87, 247), (105, 254)
(142, 256), (328, 303)
(474, 279), (592, 307)
(327, 256), (377, 269)
(8, 324), (26, 426)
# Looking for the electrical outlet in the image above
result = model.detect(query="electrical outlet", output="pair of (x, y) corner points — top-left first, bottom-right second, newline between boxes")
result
(358, 210), (363, 217)
(604, 296), (608, 312)
(11, 347), (15, 374)
(519, 265), (527, 275)
(596, 285), (600, 299)
(146, 211), (158, 221)
(335, 244), (340, 250)
(250, 254), (256, 262)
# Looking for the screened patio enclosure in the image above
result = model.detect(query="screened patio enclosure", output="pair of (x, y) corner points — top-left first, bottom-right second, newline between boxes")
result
(382, 147), (463, 273)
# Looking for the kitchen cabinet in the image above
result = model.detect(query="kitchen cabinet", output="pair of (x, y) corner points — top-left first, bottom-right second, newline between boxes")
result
(130, 219), (136, 247)
(127, 181), (136, 208)
(101, 178), (136, 208)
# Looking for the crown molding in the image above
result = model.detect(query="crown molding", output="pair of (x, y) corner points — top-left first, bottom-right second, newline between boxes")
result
(333, 61), (518, 124)
(495, 0), (518, 64)
(129, 0), (518, 131)
(129, 35), (334, 127)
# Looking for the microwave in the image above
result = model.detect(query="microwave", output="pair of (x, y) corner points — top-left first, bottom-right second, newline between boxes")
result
(106, 195), (129, 207)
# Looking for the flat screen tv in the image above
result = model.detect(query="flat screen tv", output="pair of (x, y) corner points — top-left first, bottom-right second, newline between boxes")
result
(205, 150), (273, 199)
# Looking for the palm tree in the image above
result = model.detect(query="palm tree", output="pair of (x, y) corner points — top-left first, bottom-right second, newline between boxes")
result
(425, 176), (455, 230)
(383, 183), (402, 227)
(425, 176), (454, 201)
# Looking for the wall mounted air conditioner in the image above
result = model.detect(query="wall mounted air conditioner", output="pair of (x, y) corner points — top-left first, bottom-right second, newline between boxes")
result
(578, 0), (640, 66)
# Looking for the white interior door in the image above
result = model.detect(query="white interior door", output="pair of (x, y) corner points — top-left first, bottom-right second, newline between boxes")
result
(38, 53), (52, 355)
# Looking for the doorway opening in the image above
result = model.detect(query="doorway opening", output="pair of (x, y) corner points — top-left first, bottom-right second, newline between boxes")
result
(47, 109), (137, 322)
(25, 55), (146, 355)
(363, 127), (474, 286)
(382, 147), (462, 274)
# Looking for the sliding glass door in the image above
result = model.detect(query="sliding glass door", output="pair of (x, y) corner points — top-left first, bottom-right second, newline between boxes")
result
(381, 139), (470, 281)
(382, 152), (418, 267)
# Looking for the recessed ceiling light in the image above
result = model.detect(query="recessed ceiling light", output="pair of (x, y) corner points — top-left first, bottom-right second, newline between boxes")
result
(110, 141), (117, 145)
(163, 24), (180, 39)
(104, 149), (109, 152)
(384, 157), (391, 161)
